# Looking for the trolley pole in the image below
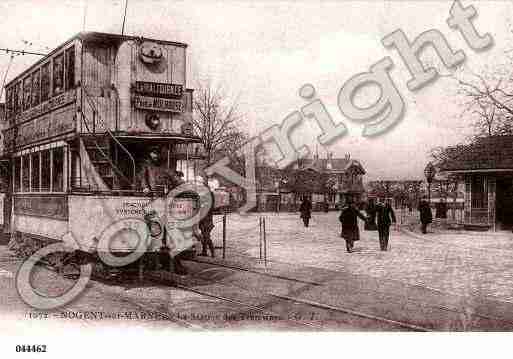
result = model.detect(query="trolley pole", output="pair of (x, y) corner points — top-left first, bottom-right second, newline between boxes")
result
(222, 214), (226, 260)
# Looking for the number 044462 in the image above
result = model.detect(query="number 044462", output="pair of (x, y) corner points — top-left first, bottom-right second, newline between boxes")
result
(15, 345), (47, 353)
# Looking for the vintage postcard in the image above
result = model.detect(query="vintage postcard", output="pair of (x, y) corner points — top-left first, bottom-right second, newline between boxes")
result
(0, 0), (511, 357)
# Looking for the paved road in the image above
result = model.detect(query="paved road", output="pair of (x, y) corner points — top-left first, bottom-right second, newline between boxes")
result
(3, 211), (513, 331)
(213, 212), (513, 307)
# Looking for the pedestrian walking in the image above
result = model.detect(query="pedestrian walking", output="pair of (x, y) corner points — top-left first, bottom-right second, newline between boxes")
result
(299, 197), (312, 227)
(339, 195), (368, 253)
(418, 197), (432, 234)
(376, 198), (396, 251)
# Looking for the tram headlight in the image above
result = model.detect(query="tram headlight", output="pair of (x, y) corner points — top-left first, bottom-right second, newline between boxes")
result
(145, 113), (160, 130)
(148, 221), (163, 237)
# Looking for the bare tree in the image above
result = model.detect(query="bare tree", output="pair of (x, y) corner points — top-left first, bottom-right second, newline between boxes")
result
(454, 71), (513, 137)
(191, 79), (245, 165)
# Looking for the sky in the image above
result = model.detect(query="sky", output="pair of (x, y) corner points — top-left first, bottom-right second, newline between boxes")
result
(0, 0), (511, 180)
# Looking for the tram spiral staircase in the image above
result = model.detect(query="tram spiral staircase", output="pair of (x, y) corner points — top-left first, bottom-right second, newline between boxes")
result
(75, 86), (136, 193)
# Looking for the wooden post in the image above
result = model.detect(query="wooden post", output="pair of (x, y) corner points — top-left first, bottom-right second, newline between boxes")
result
(263, 217), (267, 266)
(222, 214), (226, 259)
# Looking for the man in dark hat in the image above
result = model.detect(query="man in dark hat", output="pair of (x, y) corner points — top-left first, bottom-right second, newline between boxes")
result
(339, 195), (368, 253)
(140, 147), (187, 274)
(376, 198), (396, 251)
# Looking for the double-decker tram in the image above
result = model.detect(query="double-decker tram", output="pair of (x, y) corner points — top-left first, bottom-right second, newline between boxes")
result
(1, 32), (209, 275)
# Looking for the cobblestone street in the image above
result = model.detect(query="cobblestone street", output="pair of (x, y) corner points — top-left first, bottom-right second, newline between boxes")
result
(212, 212), (513, 304)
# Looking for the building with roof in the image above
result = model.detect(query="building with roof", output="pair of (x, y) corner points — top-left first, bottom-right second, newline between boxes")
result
(438, 135), (513, 230)
(254, 152), (366, 212)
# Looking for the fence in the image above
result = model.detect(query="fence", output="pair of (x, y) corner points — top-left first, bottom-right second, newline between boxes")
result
(395, 206), (465, 226)
(209, 213), (269, 265)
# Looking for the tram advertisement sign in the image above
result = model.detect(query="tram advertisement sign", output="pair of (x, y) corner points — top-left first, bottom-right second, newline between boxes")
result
(134, 81), (183, 98)
(133, 94), (184, 113)
(4, 104), (76, 150)
(167, 198), (195, 222)
(166, 197), (196, 253)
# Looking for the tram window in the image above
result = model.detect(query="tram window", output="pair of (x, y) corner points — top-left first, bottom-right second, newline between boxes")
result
(22, 156), (30, 192)
(23, 76), (31, 111)
(5, 87), (12, 118)
(52, 147), (64, 192)
(13, 157), (21, 192)
(65, 47), (75, 90)
(41, 63), (50, 102)
(11, 85), (17, 115)
(16, 82), (22, 114)
(41, 150), (51, 192)
(53, 54), (64, 95)
(31, 153), (40, 192)
(31, 70), (41, 107)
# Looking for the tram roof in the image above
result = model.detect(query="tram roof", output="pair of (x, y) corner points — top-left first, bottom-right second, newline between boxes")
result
(77, 31), (188, 48)
(6, 31), (188, 88)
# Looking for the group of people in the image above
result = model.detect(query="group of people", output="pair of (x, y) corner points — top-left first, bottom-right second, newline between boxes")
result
(299, 195), (434, 253)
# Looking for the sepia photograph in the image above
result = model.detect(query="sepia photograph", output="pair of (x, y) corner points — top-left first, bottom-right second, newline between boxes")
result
(0, 0), (512, 357)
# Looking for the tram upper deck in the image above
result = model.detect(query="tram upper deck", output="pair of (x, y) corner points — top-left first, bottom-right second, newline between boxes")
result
(1, 32), (204, 195)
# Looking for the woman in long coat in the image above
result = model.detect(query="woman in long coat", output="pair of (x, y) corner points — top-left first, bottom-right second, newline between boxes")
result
(339, 196), (368, 253)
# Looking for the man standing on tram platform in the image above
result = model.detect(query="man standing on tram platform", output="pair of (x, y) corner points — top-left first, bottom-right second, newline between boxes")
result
(141, 147), (184, 194)
(140, 147), (189, 274)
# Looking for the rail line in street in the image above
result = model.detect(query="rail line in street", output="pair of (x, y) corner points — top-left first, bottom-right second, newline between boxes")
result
(184, 257), (513, 330)
(148, 262), (428, 331)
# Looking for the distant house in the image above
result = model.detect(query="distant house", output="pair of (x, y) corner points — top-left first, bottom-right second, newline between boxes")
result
(254, 152), (366, 212)
(438, 135), (513, 230)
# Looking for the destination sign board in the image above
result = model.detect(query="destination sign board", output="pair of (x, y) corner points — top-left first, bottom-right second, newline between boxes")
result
(11, 89), (76, 124)
(134, 81), (183, 98)
(133, 95), (184, 113)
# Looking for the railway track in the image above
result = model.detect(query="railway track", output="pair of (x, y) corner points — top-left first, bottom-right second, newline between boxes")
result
(182, 257), (513, 330)
(146, 271), (327, 330)
(148, 261), (429, 331)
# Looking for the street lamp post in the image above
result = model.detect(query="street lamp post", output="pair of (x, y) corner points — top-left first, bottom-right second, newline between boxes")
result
(424, 162), (436, 205)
